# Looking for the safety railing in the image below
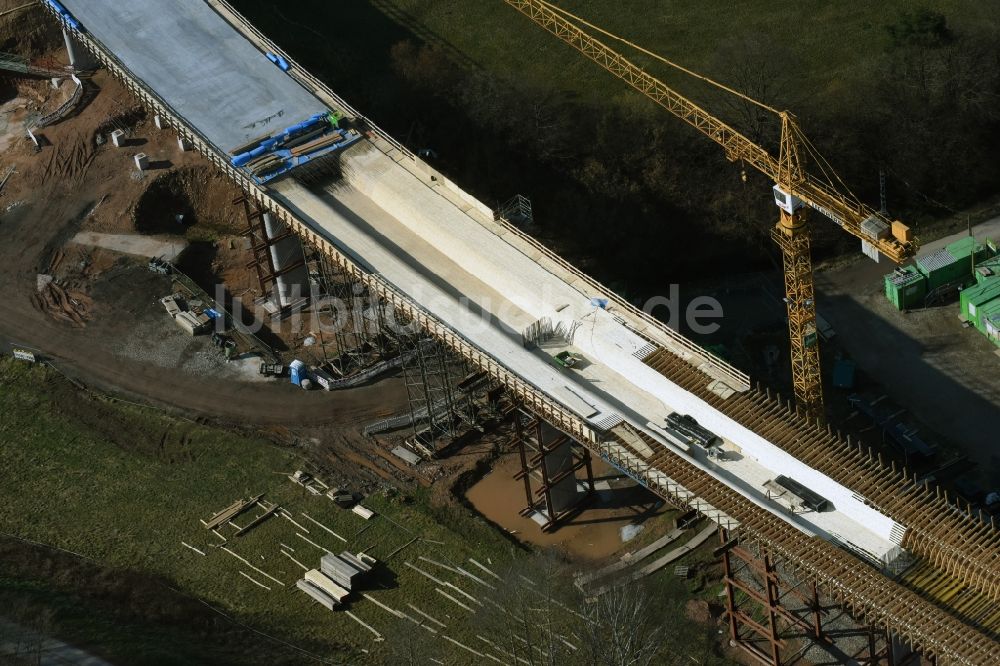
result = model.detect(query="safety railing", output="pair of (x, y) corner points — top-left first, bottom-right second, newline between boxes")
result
(43, 1), (600, 449)
(33, 74), (84, 128)
(40, 6), (1000, 661)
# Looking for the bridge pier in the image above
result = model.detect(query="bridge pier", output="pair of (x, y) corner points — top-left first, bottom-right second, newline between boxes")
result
(238, 195), (309, 313)
(62, 27), (93, 70)
(42, 2), (999, 660)
(513, 408), (594, 532)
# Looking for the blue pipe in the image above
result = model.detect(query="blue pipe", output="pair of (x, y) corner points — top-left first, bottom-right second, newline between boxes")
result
(231, 137), (278, 167)
(281, 113), (327, 137)
(46, 1), (84, 33)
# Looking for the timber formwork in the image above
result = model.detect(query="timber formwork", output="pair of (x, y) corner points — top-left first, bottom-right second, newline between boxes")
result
(512, 409), (594, 531)
(900, 558), (1000, 642)
(600, 427), (999, 664)
(51, 4), (1000, 662)
(643, 348), (1000, 607)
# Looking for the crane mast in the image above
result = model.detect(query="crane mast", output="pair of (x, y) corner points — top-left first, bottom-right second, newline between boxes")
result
(503, 0), (918, 418)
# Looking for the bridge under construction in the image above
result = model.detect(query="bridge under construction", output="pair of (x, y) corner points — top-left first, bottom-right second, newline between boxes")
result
(43, 1), (1000, 663)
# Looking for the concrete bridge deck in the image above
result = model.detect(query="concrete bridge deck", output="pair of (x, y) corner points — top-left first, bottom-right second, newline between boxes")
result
(62, 0), (323, 155)
(274, 142), (900, 565)
(45, 1), (1000, 662)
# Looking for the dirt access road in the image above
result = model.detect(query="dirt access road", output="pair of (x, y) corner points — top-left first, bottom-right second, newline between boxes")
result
(0, 66), (406, 429)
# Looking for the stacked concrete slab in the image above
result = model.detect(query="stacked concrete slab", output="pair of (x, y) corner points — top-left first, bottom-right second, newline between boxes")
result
(296, 579), (338, 610)
(297, 551), (375, 611)
(321, 551), (373, 590)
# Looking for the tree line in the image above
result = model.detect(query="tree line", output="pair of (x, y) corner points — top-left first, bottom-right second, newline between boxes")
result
(381, 8), (1000, 296)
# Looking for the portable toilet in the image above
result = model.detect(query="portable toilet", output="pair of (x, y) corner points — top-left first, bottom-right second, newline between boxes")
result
(832, 359), (856, 389)
(289, 359), (308, 387)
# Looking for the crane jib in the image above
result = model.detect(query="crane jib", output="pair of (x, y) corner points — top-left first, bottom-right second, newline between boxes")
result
(805, 201), (846, 229)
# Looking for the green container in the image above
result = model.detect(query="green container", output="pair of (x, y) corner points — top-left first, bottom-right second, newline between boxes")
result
(982, 304), (1000, 347)
(960, 278), (1000, 330)
(917, 237), (995, 292)
(947, 236), (992, 264)
(917, 249), (963, 291)
(974, 255), (1000, 285)
(884, 266), (926, 310)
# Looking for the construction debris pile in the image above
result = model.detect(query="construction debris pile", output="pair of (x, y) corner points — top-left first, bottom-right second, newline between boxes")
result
(34, 270), (91, 326)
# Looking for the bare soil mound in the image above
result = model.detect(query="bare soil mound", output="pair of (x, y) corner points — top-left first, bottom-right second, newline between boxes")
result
(132, 166), (241, 237)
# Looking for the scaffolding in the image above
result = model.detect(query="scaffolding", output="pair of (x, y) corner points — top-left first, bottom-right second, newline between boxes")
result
(237, 193), (304, 307)
(62, 2), (1000, 657)
(512, 408), (594, 532)
(494, 193), (533, 226)
(303, 241), (397, 375)
(718, 528), (924, 666)
(401, 338), (477, 454)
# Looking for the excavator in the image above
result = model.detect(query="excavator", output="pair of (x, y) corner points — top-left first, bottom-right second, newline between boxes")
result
(502, 0), (919, 419)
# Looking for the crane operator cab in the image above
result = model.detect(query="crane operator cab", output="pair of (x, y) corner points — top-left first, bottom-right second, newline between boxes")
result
(772, 184), (805, 215)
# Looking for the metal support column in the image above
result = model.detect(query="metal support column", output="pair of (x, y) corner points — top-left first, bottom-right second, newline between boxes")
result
(720, 529), (907, 666)
(512, 408), (594, 532)
(303, 241), (396, 373)
(763, 552), (783, 666)
(237, 194), (276, 297)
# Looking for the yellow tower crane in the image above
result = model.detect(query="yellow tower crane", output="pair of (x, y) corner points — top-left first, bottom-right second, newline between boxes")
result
(503, 0), (919, 418)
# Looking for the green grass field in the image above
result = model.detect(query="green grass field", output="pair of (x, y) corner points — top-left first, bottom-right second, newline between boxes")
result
(375, 0), (997, 110)
(0, 356), (732, 664)
(0, 358), (528, 664)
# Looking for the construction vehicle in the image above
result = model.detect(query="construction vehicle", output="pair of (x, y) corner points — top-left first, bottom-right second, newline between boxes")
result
(502, 0), (919, 418)
(553, 350), (582, 368)
(665, 412), (722, 449)
(148, 257), (171, 274)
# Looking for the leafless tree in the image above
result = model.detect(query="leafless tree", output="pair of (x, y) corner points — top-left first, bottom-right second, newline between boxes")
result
(580, 581), (665, 666)
(476, 551), (582, 666)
